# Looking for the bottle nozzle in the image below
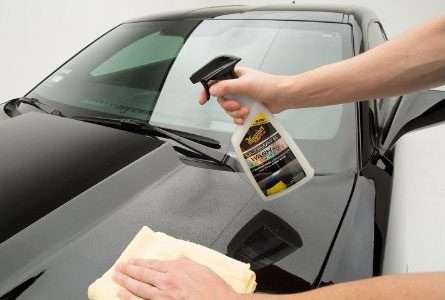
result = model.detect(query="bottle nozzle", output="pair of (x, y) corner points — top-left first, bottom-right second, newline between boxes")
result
(190, 55), (241, 100)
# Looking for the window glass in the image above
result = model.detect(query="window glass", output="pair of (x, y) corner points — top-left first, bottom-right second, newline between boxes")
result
(260, 23), (344, 140)
(152, 21), (349, 141)
(28, 20), (356, 173)
(32, 21), (196, 119)
(91, 32), (183, 77)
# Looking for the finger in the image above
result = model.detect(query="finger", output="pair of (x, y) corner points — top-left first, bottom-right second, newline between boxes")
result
(227, 110), (240, 119)
(209, 78), (247, 97)
(208, 66), (252, 97)
(128, 258), (169, 273)
(113, 271), (157, 299)
(117, 289), (144, 300)
(198, 89), (208, 105)
(116, 263), (164, 286)
(238, 106), (250, 117)
(234, 66), (249, 77)
(198, 80), (219, 105)
(228, 107), (250, 119)
(217, 97), (241, 112)
(208, 80), (218, 86)
(234, 118), (245, 125)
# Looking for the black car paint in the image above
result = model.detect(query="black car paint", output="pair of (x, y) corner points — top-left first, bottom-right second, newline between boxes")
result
(0, 112), (164, 244)
(0, 6), (379, 297)
(0, 271), (44, 300)
(1, 4), (444, 298)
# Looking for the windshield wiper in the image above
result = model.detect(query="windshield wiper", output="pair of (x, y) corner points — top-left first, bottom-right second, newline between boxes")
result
(71, 115), (235, 168)
(72, 115), (220, 149)
(14, 97), (65, 116)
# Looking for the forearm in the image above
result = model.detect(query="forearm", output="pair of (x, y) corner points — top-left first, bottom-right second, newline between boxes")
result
(279, 16), (445, 108)
(237, 273), (445, 300)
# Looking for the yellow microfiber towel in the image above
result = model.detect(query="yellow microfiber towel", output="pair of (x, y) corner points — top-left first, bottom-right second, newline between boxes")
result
(88, 226), (256, 299)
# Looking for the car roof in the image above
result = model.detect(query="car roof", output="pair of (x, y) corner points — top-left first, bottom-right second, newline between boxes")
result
(126, 4), (378, 26)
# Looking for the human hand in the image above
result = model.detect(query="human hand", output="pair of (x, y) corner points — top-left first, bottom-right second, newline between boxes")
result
(198, 67), (289, 125)
(112, 257), (239, 300)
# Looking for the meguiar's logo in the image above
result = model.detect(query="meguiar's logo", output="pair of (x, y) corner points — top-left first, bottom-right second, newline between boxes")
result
(245, 126), (265, 145)
(251, 113), (269, 126)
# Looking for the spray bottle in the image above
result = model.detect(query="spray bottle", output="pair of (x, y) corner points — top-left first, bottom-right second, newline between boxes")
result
(190, 55), (314, 201)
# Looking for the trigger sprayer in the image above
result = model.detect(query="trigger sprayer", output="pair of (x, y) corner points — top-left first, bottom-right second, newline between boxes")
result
(190, 55), (314, 201)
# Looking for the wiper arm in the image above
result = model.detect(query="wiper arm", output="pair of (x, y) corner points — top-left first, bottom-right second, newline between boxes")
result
(72, 115), (220, 149)
(71, 115), (232, 167)
(15, 97), (65, 116)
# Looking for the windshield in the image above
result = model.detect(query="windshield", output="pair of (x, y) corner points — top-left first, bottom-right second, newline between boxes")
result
(28, 19), (356, 173)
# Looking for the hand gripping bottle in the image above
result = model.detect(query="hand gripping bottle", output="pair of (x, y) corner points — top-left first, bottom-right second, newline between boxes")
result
(190, 55), (314, 201)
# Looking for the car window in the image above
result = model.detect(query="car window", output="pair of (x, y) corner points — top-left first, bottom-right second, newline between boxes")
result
(91, 32), (183, 77)
(31, 21), (197, 119)
(28, 20), (356, 174)
(258, 23), (345, 140)
(152, 21), (349, 141)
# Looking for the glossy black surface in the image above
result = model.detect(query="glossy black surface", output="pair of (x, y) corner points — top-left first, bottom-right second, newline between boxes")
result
(381, 90), (445, 150)
(256, 265), (312, 294)
(0, 4), (444, 299)
(0, 271), (44, 300)
(227, 210), (303, 271)
(0, 112), (163, 244)
(359, 101), (394, 275)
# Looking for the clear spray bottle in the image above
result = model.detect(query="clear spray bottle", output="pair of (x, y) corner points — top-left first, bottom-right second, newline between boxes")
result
(191, 55), (314, 201)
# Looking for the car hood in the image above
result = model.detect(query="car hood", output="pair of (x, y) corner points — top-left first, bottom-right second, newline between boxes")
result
(0, 112), (164, 244)
(0, 112), (361, 297)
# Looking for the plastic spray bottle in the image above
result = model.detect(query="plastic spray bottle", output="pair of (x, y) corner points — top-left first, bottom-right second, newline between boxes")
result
(190, 55), (314, 201)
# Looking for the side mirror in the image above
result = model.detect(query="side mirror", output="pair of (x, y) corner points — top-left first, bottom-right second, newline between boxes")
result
(380, 90), (445, 151)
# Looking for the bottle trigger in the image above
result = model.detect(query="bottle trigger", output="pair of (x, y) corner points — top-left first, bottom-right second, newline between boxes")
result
(189, 55), (241, 100)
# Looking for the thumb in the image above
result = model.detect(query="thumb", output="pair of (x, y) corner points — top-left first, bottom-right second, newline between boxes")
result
(209, 78), (246, 97)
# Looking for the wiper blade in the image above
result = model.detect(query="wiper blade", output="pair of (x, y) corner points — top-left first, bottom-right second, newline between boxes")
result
(72, 115), (220, 149)
(71, 115), (231, 166)
(15, 97), (65, 116)
(152, 125), (221, 149)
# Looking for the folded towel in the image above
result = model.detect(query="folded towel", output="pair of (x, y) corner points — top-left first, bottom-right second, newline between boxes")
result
(88, 226), (256, 299)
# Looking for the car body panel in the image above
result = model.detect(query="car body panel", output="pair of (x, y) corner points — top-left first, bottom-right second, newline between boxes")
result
(0, 137), (356, 296)
(0, 6), (373, 297)
(380, 90), (445, 151)
(0, 112), (164, 244)
(0, 142), (183, 295)
(321, 176), (375, 283)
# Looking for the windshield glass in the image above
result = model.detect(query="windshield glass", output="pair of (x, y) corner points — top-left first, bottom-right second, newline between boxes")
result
(28, 19), (356, 173)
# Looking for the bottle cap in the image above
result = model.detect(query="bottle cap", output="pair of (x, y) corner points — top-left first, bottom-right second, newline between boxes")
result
(190, 55), (241, 100)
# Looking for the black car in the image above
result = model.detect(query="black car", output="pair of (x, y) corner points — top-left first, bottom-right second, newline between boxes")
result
(1, 4), (444, 299)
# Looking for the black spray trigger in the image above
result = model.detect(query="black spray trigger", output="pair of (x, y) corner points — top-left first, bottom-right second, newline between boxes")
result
(190, 55), (241, 100)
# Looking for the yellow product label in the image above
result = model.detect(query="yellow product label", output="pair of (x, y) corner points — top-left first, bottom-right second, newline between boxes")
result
(266, 181), (287, 196)
(251, 113), (269, 126)
(245, 126), (265, 145)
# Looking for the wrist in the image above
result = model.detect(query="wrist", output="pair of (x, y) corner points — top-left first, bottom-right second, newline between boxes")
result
(276, 74), (304, 109)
